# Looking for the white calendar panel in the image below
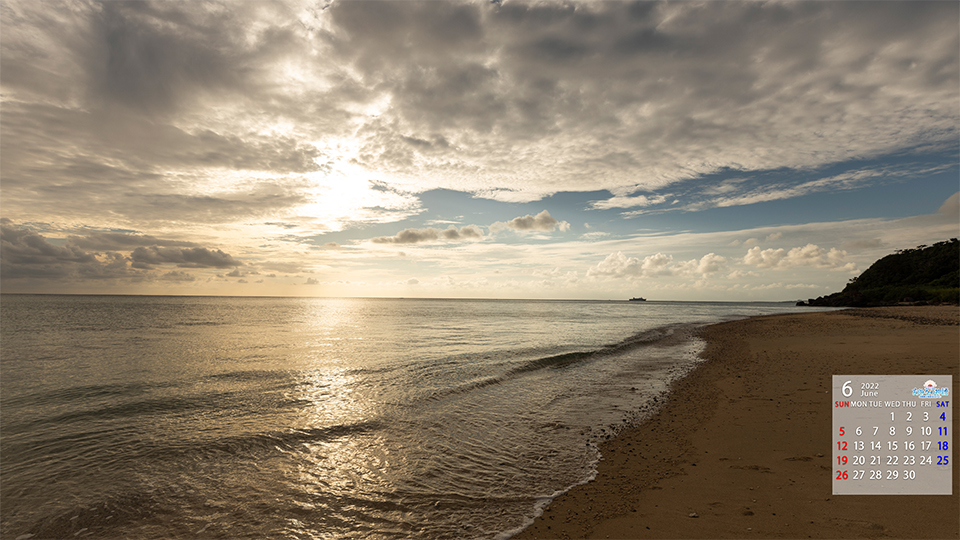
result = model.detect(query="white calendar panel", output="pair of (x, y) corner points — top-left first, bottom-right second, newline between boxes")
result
(833, 375), (952, 495)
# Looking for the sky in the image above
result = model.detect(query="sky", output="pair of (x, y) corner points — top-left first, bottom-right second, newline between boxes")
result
(1, 0), (958, 301)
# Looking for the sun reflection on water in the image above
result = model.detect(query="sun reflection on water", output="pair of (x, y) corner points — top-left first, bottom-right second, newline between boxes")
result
(279, 299), (414, 537)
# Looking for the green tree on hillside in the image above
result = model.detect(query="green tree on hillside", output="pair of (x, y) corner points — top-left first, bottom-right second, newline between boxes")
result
(807, 239), (959, 306)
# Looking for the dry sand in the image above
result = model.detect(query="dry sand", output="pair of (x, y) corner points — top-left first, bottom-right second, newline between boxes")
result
(514, 306), (959, 539)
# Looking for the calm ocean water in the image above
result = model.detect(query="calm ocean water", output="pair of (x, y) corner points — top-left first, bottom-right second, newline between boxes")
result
(1, 295), (829, 539)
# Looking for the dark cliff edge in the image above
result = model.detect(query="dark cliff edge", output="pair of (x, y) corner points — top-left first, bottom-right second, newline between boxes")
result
(799, 238), (959, 307)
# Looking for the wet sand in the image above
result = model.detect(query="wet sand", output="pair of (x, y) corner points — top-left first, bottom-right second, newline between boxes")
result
(515, 306), (959, 539)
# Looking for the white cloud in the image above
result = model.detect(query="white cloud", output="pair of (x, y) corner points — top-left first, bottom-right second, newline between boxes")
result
(587, 252), (642, 279)
(160, 270), (196, 282)
(938, 191), (960, 217)
(727, 270), (760, 279)
(532, 267), (564, 278)
(695, 253), (728, 274)
(743, 246), (788, 268)
(841, 238), (884, 250)
(683, 164), (957, 212)
(590, 194), (669, 210)
(639, 253), (674, 277)
(743, 244), (853, 271)
(586, 251), (725, 279)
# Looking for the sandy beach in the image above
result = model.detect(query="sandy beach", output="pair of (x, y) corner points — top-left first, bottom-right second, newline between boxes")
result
(515, 306), (960, 539)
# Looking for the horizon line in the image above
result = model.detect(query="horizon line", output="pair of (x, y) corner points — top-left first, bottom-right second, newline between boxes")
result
(0, 291), (811, 303)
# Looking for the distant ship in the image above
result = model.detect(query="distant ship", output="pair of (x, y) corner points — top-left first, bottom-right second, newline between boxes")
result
(628, 297), (647, 302)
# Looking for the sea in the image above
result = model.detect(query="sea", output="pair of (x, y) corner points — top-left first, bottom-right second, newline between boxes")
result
(0, 295), (832, 539)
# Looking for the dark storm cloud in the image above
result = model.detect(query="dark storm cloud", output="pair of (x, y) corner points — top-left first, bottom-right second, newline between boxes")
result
(326, 0), (484, 74)
(491, 211), (570, 233)
(1, 221), (97, 267)
(67, 231), (198, 251)
(130, 246), (241, 269)
(0, 220), (129, 280)
(2, 1), (290, 115)
(442, 224), (483, 240)
(87, 2), (248, 116)
(78, 1), (301, 118)
(0, 220), (242, 282)
(371, 228), (440, 245)
(371, 225), (484, 244)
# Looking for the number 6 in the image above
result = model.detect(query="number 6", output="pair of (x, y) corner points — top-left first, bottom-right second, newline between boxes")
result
(842, 381), (853, 397)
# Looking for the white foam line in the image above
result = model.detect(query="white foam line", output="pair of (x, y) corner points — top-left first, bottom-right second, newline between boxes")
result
(495, 445), (602, 540)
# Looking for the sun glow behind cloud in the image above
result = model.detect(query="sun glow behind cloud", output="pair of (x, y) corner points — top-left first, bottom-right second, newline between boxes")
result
(296, 174), (422, 232)
(285, 138), (425, 233)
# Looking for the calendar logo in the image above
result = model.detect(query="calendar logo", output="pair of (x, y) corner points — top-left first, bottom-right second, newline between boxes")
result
(912, 379), (949, 398)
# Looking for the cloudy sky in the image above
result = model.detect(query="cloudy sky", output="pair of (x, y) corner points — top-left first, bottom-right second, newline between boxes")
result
(1, 0), (958, 300)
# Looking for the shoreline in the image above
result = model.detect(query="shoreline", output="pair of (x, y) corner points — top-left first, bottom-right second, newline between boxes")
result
(514, 306), (959, 539)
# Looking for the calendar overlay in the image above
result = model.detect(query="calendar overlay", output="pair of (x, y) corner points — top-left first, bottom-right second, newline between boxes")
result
(833, 375), (952, 495)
